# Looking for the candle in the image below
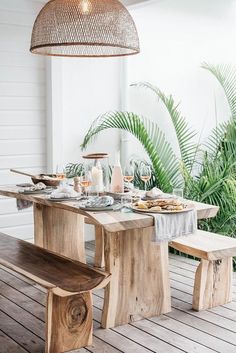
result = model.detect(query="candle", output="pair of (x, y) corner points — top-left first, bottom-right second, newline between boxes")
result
(92, 166), (103, 193)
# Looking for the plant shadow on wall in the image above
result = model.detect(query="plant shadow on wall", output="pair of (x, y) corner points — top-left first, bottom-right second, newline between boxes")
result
(77, 63), (236, 268)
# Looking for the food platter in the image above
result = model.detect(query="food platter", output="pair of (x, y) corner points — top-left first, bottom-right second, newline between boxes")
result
(130, 197), (195, 214)
(130, 203), (195, 214)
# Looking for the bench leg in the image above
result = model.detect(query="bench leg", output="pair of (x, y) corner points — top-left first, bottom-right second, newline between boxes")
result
(46, 290), (93, 353)
(193, 258), (232, 311)
(94, 225), (105, 268)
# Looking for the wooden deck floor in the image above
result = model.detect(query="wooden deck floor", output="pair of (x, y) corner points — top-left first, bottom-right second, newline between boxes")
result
(0, 242), (236, 353)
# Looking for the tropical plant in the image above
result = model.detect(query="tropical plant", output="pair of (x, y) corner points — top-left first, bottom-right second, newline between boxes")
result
(81, 95), (200, 192)
(186, 64), (236, 249)
(131, 82), (199, 173)
(80, 63), (236, 266)
(65, 162), (83, 178)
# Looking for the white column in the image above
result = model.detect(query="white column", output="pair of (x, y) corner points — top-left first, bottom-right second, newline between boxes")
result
(120, 57), (131, 169)
(46, 57), (64, 172)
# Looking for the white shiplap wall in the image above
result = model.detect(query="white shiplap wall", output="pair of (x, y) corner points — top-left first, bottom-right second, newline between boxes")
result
(0, 0), (47, 240)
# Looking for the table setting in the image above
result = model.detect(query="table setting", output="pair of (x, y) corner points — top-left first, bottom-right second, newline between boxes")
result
(10, 152), (198, 243)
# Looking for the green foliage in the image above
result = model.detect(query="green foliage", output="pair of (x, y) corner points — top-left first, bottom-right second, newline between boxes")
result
(201, 63), (236, 119)
(81, 111), (183, 192)
(132, 82), (199, 172)
(185, 64), (236, 257)
(81, 63), (236, 269)
(65, 163), (83, 178)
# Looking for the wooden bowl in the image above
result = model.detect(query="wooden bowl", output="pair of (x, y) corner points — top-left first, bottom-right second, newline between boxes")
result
(31, 174), (61, 187)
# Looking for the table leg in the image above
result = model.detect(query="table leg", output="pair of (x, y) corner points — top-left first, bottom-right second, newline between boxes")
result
(94, 225), (105, 268)
(33, 203), (86, 263)
(101, 227), (171, 328)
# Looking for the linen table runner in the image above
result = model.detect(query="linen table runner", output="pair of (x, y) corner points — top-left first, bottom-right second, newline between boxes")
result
(151, 209), (197, 242)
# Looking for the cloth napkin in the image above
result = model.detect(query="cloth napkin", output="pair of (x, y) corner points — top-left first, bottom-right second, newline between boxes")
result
(16, 199), (33, 211)
(151, 209), (197, 243)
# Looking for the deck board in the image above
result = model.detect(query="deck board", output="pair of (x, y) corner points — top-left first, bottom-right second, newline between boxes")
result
(0, 241), (236, 353)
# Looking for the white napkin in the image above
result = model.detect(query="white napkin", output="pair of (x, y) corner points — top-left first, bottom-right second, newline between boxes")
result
(50, 185), (79, 199)
(146, 187), (163, 198)
(151, 209), (197, 243)
(16, 199), (33, 211)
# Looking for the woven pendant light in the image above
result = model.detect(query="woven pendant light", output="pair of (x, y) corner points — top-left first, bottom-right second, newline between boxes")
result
(30, 0), (140, 57)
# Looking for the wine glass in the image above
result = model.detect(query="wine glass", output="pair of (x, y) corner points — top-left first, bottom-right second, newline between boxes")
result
(79, 166), (92, 197)
(140, 165), (151, 191)
(123, 163), (134, 189)
(56, 163), (66, 186)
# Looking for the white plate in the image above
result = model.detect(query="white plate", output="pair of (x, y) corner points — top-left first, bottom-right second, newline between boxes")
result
(78, 205), (116, 211)
(106, 191), (132, 200)
(48, 197), (78, 202)
(19, 188), (53, 195)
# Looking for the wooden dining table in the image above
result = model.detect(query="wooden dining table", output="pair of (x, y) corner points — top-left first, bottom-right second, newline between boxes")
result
(0, 185), (219, 328)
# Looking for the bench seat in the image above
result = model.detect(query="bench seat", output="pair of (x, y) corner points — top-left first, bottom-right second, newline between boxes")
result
(0, 232), (110, 353)
(169, 230), (236, 311)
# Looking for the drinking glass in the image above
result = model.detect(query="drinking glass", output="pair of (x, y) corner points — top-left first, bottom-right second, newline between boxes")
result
(121, 195), (132, 212)
(56, 163), (66, 186)
(140, 165), (151, 191)
(80, 166), (92, 197)
(172, 188), (184, 199)
(123, 163), (134, 189)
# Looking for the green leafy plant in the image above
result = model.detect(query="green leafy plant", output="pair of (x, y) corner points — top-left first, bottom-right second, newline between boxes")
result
(81, 111), (194, 192)
(65, 163), (83, 178)
(131, 82), (199, 172)
(80, 63), (236, 267)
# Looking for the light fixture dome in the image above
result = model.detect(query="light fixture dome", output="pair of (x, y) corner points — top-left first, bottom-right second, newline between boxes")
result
(30, 0), (140, 57)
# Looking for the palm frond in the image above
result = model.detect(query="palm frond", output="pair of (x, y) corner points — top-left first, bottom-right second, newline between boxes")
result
(132, 82), (199, 171)
(81, 111), (182, 192)
(201, 63), (236, 119)
(202, 63), (236, 160)
(206, 121), (229, 155)
(65, 163), (83, 178)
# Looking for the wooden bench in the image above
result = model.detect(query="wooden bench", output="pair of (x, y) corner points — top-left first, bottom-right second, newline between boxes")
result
(0, 232), (110, 353)
(169, 230), (236, 311)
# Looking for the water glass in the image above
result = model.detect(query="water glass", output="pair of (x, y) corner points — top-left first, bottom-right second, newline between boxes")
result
(172, 188), (184, 199)
(121, 195), (132, 212)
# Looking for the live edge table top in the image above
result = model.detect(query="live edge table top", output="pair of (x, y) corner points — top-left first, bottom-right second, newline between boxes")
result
(0, 185), (219, 233)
